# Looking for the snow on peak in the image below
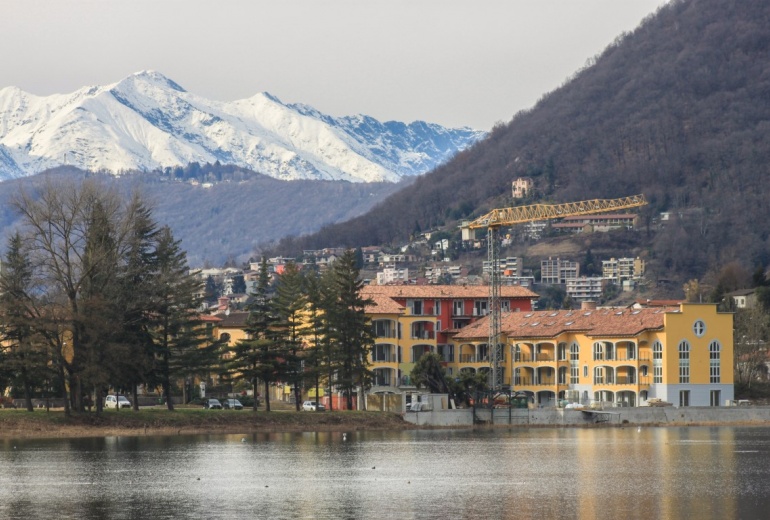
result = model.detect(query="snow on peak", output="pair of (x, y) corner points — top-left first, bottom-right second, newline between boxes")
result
(0, 72), (485, 182)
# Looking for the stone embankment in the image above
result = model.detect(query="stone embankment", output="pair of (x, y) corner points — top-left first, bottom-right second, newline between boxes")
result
(404, 406), (770, 427)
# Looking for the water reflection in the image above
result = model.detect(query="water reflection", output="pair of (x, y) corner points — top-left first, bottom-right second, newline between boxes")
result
(1, 427), (770, 519)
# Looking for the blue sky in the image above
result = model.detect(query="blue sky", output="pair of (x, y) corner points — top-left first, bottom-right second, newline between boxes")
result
(1, 0), (669, 130)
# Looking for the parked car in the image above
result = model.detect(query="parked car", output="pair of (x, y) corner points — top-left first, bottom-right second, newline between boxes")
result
(302, 400), (325, 411)
(222, 399), (243, 410)
(203, 398), (222, 409)
(105, 395), (131, 409)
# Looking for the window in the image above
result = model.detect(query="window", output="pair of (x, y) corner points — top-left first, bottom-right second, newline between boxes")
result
(409, 299), (423, 316)
(558, 366), (567, 385)
(653, 341), (662, 360)
(570, 343), (580, 384)
(693, 320), (706, 337)
(594, 366), (604, 385)
(679, 390), (690, 407)
(434, 300), (441, 315)
(678, 340), (690, 384)
(474, 300), (488, 316)
(558, 342), (568, 361)
(372, 344), (392, 362)
(641, 365), (648, 377)
(583, 365), (588, 378)
(453, 300), (464, 316)
(372, 320), (394, 338)
(710, 340), (721, 383)
(438, 344), (454, 362)
(653, 341), (663, 384)
(593, 342), (604, 361)
(500, 300), (510, 312)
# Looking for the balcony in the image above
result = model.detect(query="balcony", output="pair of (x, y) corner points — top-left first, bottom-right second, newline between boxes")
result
(411, 330), (435, 340)
(514, 378), (556, 387)
(371, 354), (397, 363)
(459, 354), (490, 363)
(515, 354), (555, 364)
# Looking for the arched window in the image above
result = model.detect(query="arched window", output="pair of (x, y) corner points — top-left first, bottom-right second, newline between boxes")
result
(220, 332), (231, 343)
(593, 342), (604, 361)
(678, 340), (690, 384)
(710, 340), (721, 383)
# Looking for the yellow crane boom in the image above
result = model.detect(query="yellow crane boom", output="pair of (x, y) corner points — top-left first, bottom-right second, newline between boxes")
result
(467, 194), (648, 229)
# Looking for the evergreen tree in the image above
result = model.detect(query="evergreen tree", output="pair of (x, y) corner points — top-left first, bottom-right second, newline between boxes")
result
(271, 262), (306, 411)
(152, 226), (215, 410)
(111, 195), (160, 410)
(227, 258), (279, 411)
(0, 233), (49, 412)
(325, 250), (373, 410)
(301, 270), (330, 411)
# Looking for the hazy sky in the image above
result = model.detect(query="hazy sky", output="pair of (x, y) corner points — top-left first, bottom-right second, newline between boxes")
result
(1, 0), (668, 130)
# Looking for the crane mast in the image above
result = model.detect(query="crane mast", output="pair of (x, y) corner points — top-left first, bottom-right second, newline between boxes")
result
(466, 194), (648, 394)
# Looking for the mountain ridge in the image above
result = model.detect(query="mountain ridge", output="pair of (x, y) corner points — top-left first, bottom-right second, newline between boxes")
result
(0, 70), (484, 183)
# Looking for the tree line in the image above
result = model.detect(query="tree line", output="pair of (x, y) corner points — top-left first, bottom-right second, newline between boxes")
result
(0, 178), (373, 414)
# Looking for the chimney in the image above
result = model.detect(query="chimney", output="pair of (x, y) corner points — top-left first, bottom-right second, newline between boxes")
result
(581, 301), (597, 311)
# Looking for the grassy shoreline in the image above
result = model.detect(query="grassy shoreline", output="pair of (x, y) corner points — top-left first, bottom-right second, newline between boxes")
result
(0, 407), (417, 439)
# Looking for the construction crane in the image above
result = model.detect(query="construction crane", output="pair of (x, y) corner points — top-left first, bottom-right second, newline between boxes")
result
(465, 194), (648, 393)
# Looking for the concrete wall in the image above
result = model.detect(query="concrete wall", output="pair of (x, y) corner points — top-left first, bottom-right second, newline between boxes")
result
(403, 406), (770, 427)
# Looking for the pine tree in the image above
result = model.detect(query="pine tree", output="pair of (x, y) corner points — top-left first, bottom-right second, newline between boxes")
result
(0, 233), (49, 412)
(326, 250), (374, 410)
(271, 262), (306, 411)
(152, 226), (215, 411)
(301, 270), (330, 411)
(226, 258), (280, 411)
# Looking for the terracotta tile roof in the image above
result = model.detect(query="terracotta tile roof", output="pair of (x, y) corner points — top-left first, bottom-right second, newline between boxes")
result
(361, 284), (538, 300)
(633, 299), (685, 308)
(199, 314), (222, 322)
(364, 293), (405, 315)
(453, 307), (678, 340)
(213, 311), (250, 327)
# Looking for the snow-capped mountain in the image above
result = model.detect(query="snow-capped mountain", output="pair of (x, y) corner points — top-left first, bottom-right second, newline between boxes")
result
(0, 71), (485, 182)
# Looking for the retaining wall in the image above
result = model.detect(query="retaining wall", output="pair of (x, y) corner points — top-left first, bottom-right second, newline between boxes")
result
(403, 406), (770, 428)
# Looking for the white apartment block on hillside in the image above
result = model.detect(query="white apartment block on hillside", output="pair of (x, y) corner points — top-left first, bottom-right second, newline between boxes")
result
(566, 276), (606, 302)
(541, 257), (580, 284)
(602, 257), (646, 284)
(376, 267), (409, 285)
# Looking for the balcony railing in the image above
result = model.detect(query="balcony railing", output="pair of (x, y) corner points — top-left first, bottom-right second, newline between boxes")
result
(592, 354), (651, 362)
(515, 354), (554, 363)
(411, 330), (435, 340)
(371, 354), (397, 363)
(514, 378), (555, 387)
(459, 354), (490, 363)
(373, 330), (398, 339)
(372, 376), (397, 387)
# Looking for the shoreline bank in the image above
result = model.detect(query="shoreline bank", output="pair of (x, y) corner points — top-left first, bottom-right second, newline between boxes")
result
(5, 407), (770, 440)
(0, 408), (417, 440)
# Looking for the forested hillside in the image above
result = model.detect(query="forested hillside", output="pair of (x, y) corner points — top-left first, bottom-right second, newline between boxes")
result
(0, 166), (406, 266)
(272, 0), (770, 288)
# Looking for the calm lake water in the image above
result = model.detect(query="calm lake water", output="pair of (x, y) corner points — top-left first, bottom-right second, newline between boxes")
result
(1, 426), (770, 519)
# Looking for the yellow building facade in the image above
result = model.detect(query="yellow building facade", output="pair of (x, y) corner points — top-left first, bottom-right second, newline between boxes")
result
(453, 303), (733, 407)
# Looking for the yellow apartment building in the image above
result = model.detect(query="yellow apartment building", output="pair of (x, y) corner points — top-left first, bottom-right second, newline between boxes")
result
(452, 302), (733, 407)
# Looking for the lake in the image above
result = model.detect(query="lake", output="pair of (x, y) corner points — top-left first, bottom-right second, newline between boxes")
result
(1, 426), (770, 519)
